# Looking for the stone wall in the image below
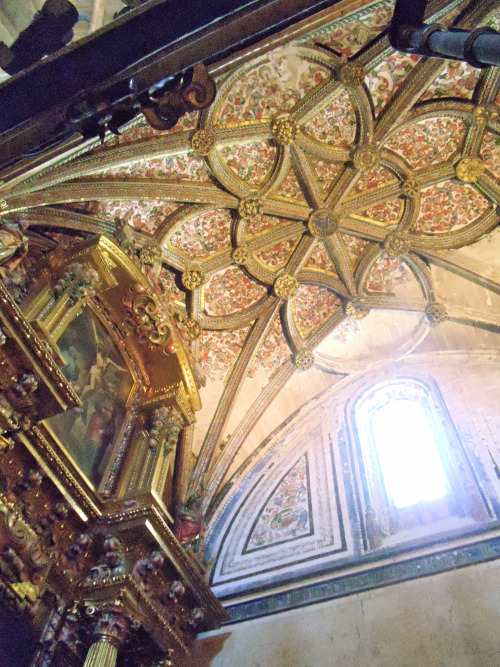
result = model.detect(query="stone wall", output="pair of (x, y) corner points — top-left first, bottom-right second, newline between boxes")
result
(189, 558), (500, 667)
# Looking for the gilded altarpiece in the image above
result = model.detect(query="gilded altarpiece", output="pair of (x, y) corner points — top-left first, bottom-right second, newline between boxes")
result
(0, 235), (225, 667)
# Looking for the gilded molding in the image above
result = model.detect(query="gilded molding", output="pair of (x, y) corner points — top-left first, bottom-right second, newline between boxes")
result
(238, 196), (264, 219)
(308, 209), (340, 237)
(271, 117), (299, 146)
(273, 274), (299, 299)
(182, 266), (205, 291)
(344, 298), (369, 320)
(339, 62), (366, 87)
(232, 246), (250, 265)
(352, 144), (380, 172)
(191, 129), (216, 156)
(425, 302), (449, 326)
(293, 349), (315, 371)
(455, 157), (485, 183)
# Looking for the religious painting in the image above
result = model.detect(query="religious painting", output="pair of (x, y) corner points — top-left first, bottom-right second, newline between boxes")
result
(46, 307), (134, 487)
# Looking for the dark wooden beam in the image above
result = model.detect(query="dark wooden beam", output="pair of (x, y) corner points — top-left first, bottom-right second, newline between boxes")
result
(0, 0), (343, 171)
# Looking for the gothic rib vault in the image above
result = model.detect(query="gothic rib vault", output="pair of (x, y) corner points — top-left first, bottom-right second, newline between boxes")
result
(1, 0), (500, 608)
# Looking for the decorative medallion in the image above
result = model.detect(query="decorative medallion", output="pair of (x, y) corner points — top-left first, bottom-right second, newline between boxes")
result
(232, 246), (250, 265)
(190, 129), (216, 156)
(184, 318), (203, 340)
(344, 298), (369, 320)
(384, 231), (410, 258)
(401, 178), (420, 198)
(182, 266), (205, 290)
(353, 145), (380, 172)
(455, 157), (485, 183)
(139, 244), (162, 265)
(339, 62), (366, 87)
(294, 349), (315, 371)
(274, 273), (299, 299)
(472, 104), (499, 124)
(238, 197), (264, 219)
(308, 209), (340, 238)
(425, 302), (448, 326)
(271, 116), (299, 146)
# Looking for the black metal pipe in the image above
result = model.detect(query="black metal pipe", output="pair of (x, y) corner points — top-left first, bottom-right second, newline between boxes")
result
(389, 0), (500, 68)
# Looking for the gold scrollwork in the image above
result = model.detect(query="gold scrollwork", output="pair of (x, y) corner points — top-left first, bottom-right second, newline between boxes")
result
(274, 274), (299, 299)
(270, 116), (299, 146)
(191, 129), (216, 156)
(182, 266), (205, 290)
(294, 349), (315, 371)
(232, 246), (250, 265)
(344, 298), (369, 320)
(339, 62), (366, 87)
(384, 231), (410, 258)
(353, 145), (380, 172)
(184, 318), (203, 340)
(308, 209), (339, 238)
(455, 157), (485, 183)
(401, 178), (420, 198)
(238, 197), (264, 219)
(139, 244), (162, 265)
(425, 302), (448, 326)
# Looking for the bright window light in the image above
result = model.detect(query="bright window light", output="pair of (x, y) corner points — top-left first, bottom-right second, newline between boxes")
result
(371, 399), (448, 509)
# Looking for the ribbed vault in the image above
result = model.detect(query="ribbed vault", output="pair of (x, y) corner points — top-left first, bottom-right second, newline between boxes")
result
(1, 0), (499, 568)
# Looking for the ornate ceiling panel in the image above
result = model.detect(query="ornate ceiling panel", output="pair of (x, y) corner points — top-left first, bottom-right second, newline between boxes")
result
(415, 181), (491, 234)
(420, 61), (479, 101)
(2, 0), (500, 599)
(294, 284), (342, 338)
(204, 267), (267, 317)
(310, 0), (394, 57)
(169, 209), (232, 259)
(200, 327), (250, 382)
(367, 54), (421, 116)
(384, 116), (466, 168)
(90, 199), (183, 234)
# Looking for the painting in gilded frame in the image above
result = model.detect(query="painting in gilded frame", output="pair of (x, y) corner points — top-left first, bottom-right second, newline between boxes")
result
(46, 306), (134, 487)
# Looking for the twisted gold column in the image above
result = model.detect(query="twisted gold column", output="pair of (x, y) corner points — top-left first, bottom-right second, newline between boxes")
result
(83, 637), (119, 667)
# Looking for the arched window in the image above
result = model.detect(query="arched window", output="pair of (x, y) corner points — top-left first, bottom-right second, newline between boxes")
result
(352, 378), (490, 549)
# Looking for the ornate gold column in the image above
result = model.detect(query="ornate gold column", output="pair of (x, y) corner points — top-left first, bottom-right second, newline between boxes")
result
(83, 602), (132, 667)
(83, 638), (118, 667)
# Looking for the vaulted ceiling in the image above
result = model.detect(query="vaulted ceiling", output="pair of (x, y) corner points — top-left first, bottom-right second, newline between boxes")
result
(1, 0), (499, 596)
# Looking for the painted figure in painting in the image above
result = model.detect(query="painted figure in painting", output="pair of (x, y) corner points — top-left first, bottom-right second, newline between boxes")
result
(47, 308), (132, 486)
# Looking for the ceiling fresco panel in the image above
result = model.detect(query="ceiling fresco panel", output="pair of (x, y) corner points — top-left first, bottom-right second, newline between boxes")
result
(420, 60), (479, 101)
(200, 327), (250, 383)
(480, 131), (500, 178)
(293, 284), (342, 338)
(88, 199), (182, 234)
(217, 47), (330, 124)
(384, 116), (467, 169)
(304, 0), (393, 58)
(203, 267), (268, 317)
(218, 141), (277, 186)
(304, 89), (358, 147)
(169, 208), (233, 258)
(367, 53), (421, 116)
(414, 181), (491, 234)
